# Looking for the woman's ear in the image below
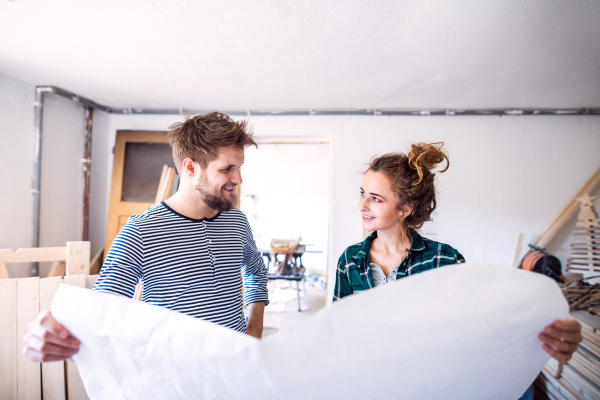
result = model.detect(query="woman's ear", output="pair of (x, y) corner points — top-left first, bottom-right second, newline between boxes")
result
(401, 204), (413, 219)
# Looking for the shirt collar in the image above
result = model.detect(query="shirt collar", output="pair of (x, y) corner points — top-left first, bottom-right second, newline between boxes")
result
(354, 230), (425, 263)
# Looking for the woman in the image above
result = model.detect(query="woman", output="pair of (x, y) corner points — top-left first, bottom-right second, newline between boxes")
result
(334, 142), (582, 368)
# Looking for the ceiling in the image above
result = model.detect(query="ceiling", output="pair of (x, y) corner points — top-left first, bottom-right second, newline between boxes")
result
(0, 0), (598, 110)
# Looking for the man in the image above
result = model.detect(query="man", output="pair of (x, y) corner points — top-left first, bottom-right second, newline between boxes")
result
(23, 111), (269, 362)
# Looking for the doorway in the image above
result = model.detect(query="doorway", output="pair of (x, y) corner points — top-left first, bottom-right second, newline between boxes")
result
(239, 142), (331, 280)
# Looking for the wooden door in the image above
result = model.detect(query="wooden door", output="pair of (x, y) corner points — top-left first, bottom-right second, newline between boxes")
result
(104, 131), (175, 258)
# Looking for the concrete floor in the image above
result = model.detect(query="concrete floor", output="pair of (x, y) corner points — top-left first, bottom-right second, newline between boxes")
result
(261, 279), (327, 337)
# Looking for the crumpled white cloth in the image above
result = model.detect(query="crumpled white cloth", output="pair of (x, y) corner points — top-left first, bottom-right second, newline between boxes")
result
(51, 263), (568, 400)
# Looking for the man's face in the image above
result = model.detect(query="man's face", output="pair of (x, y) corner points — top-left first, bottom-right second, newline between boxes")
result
(195, 146), (244, 212)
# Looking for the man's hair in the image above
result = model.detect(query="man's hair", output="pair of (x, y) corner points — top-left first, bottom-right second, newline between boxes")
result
(167, 111), (257, 172)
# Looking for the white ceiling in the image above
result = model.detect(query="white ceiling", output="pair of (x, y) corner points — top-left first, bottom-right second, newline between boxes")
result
(0, 0), (598, 110)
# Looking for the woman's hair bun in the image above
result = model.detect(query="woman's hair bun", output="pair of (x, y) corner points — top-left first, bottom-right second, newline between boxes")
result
(407, 142), (449, 185)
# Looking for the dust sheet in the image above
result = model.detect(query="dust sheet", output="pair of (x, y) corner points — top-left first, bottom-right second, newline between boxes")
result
(51, 263), (568, 400)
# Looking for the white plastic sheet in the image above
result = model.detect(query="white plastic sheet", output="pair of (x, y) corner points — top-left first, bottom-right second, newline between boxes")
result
(51, 263), (568, 400)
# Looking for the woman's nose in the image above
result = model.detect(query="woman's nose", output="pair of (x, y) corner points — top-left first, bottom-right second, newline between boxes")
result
(359, 196), (368, 210)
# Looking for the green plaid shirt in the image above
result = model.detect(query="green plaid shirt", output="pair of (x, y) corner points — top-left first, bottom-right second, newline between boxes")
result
(333, 231), (465, 301)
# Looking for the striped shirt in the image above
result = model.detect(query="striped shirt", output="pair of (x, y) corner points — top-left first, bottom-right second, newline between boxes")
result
(333, 231), (465, 301)
(93, 202), (269, 333)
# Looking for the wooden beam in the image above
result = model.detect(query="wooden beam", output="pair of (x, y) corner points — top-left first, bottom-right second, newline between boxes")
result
(0, 262), (9, 280)
(39, 277), (66, 400)
(0, 247), (67, 264)
(63, 275), (89, 400)
(85, 275), (98, 290)
(536, 166), (600, 248)
(0, 279), (18, 399)
(47, 261), (66, 278)
(89, 248), (104, 276)
(16, 277), (41, 400)
(66, 242), (90, 277)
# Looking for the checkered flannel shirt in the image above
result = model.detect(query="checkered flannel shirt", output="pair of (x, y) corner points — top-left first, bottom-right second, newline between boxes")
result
(333, 231), (465, 301)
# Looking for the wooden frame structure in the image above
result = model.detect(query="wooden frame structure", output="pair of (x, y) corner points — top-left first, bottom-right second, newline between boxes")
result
(0, 242), (93, 400)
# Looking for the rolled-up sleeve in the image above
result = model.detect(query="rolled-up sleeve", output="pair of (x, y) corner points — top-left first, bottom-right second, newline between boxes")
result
(241, 222), (269, 306)
(92, 219), (143, 298)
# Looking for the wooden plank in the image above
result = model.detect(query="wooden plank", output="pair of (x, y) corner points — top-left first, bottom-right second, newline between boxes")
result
(85, 275), (98, 290)
(154, 164), (169, 204)
(536, 167), (600, 248)
(133, 282), (143, 300)
(47, 261), (66, 278)
(66, 242), (90, 276)
(39, 277), (66, 400)
(0, 279), (18, 399)
(165, 168), (177, 201)
(16, 277), (41, 400)
(63, 275), (89, 400)
(0, 247), (67, 263)
(89, 248), (104, 275)
(0, 261), (9, 279)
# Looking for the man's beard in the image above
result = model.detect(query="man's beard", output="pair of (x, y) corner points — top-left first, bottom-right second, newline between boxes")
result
(195, 178), (237, 212)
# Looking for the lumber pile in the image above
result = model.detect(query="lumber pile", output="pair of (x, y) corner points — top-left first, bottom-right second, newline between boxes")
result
(535, 311), (600, 400)
(566, 193), (600, 274)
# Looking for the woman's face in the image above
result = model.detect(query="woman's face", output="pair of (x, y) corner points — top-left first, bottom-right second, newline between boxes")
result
(359, 170), (405, 232)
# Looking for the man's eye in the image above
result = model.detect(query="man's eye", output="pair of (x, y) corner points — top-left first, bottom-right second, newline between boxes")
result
(360, 192), (365, 197)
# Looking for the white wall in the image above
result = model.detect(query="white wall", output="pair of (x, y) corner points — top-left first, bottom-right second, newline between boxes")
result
(94, 114), (600, 302)
(0, 73), (35, 277)
(0, 74), (108, 277)
(38, 94), (94, 276)
(88, 109), (111, 258)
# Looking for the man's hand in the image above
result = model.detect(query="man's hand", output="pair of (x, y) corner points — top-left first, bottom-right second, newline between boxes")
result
(539, 319), (583, 363)
(245, 301), (265, 339)
(23, 310), (80, 362)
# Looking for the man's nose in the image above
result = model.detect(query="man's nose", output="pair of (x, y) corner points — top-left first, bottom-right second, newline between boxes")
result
(231, 169), (242, 185)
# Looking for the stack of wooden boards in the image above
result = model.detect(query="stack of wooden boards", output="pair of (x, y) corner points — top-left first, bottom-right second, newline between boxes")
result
(535, 311), (600, 400)
(566, 193), (600, 274)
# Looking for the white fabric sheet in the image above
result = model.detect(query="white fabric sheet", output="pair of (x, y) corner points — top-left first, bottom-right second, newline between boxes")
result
(51, 263), (568, 400)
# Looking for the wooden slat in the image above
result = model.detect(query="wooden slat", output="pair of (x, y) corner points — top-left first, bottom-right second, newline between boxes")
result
(63, 275), (89, 400)
(39, 277), (66, 400)
(0, 279), (18, 399)
(133, 282), (143, 301)
(16, 277), (41, 400)
(154, 164), (170, 204)
(536, 167), (600, 248)
(89, 248), (103, 276)
(85, 275), (98, 290)
(165, 168), (177, 201)
(0, 247), (67, 264)
(66, 242), (90, 277)
(0, 262), (9, 279)
(509, 232), (524, 268)
(47, 261), (66, 278)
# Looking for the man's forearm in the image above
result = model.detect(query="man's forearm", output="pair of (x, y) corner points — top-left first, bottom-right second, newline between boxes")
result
(246, 301), (265, 339)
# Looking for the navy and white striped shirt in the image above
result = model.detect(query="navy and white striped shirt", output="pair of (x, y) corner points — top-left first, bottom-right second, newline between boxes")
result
(93, 202), (269, 333)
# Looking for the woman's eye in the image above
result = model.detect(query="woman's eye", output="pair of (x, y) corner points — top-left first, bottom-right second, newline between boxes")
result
(372, 197), (380, 202)
(360, 192), (365, 197)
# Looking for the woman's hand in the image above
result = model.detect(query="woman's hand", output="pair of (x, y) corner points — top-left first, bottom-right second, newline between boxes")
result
(23, 310), (80, 362)
(539, 319), (583, 363)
